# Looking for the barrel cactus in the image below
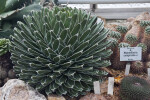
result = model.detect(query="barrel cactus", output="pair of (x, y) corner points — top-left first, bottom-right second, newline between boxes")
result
(10, 7), (112, 97)
(131, 61), (144, 74)
(120, 76), (150, 100)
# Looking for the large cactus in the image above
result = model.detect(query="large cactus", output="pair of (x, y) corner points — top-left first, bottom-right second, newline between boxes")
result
(0, 0), (41, 39)
(120, 76), (150, 100)
(10, 7), (112, 97)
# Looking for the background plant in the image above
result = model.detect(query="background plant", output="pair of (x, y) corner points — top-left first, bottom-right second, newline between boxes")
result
(0, 0), (41, 38)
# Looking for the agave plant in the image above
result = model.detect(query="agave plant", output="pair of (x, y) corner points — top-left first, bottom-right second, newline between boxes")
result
(10, 7), (112, 97)
(0, 0), (41, 38)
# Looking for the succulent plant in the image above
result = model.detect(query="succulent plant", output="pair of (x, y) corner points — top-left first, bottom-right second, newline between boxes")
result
(142, 26), (150, 53)
(145, 26), (150, 34)
(108, 31), (121, 40)
(10, 7), (112, 97)
(118, 42), (130, 48)
(0, 38), (10, 56)
(137, 43), (147, 61)
(131, 61), (144, 74)
(137, 43), (147, 53)
(0, 0), (41, 38)
(108, 38), (118, 49)
(120, 76), (150, 100)
(125, 34), (138, 45)
(116, 25), (128, 34)
(140, 20), (150, 27)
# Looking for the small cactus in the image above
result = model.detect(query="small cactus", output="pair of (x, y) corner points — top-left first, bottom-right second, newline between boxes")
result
(145, 26), (150, 34)
(116, 25), (128, 34)
(142, 26), (150, 53)
(120, 76), (150, 100)
(137, 43), (147, 61)
(108, 31), (121, 40)
(140, 20), (150, 27)
(118, 42), (130, 48)
(131, 61), (144, 74)
(108, 38), (118, 49)
(125, 34), (138, 44)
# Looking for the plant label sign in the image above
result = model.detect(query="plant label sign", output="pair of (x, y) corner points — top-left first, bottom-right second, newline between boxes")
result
(107, 77), (114, 95)
(93, 81), (100, 94)
(120, 47), (142, 61)
(125, 63), (130, 76)
(148, 68), (150, 80)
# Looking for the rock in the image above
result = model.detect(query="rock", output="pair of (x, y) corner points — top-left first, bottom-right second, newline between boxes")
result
(0, 79), (46, 100)
(79, 93), (107, 100)
(47, 95), (66, 100)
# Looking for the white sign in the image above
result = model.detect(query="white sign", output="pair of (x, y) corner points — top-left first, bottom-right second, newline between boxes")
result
(93, 81), (101, 94)
(125, 63), (130, 76)
(120, 47), (142, 61)
(107, 77), (114, 95)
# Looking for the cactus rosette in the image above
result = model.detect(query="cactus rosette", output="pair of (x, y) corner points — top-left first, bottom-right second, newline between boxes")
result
(10, 7), (112, 97)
